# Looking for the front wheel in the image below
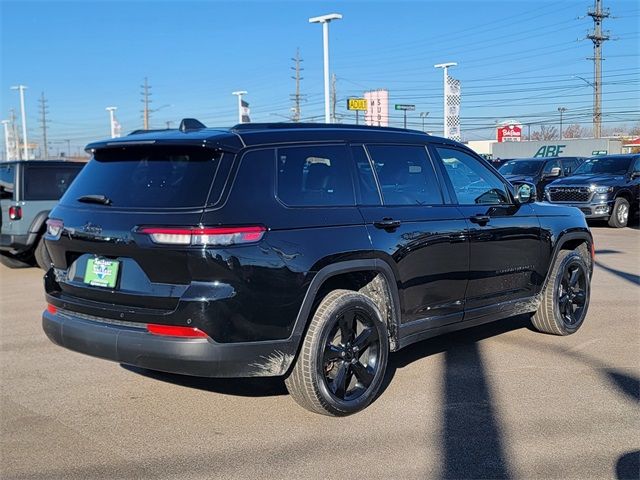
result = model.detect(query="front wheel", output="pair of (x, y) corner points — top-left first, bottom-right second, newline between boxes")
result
(285, 289), (389, 416)
(608, 197), (630, 228)
(531, 250), (590, 335)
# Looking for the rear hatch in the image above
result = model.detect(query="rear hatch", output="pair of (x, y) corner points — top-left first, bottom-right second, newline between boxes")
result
(45, 145), (232, 315)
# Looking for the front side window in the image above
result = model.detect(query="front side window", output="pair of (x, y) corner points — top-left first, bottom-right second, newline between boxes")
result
(436, 147), (510, 205)
(366, 145), (442, 205)
(0, 164), (15, 200)
(277, 145), (355, 207)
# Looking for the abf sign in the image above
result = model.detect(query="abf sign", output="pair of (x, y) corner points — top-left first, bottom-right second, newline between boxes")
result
(497, 123), (522, 142)
(364, 89), (389, 127)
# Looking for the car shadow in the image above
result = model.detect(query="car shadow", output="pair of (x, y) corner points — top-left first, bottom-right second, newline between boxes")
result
(616, 450), (640, 480)
(595, 260), (640, 286)
(121, 364), (289, 397)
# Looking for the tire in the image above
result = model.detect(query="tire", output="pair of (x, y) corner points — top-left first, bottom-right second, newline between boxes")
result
(0, 251), (33, 269)
(285, 289), (389, 416)
(34, 236), (52, 271)
(531, 250), (590, 335)
(608, 197), (630, 228)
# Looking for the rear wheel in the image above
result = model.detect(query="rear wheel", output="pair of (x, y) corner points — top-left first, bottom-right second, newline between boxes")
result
(34, 236), (52, 270)
(0, 251), (33, 269)
(285, 289), (389, 416)
(532, 250), (590, 335)
(608, 197), (630, 228)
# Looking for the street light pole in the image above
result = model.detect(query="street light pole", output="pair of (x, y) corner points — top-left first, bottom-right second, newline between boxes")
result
(106, 107), (117, 138)
(420, 112), (429, 132)
(434, 63), (457, 138)
(309, 13), (342, 124)
(558, 107), (567, 139)
(232, 91), (248, 124)
(1, 120), (10, 161)
(10, 85), (29, 160)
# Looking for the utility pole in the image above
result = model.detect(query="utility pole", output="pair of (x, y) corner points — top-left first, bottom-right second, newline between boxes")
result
(420, 112), (429, 132)
(587, 0), (609, 139)
(558, 107), (567, 139)
(290, 48), (305, 122)
(141, 77), (152, 130)
(11, 85), (29, 160)
(9, 109), (19, 160)
(330, 73), (337, 123)
(39, 92), (49, 158)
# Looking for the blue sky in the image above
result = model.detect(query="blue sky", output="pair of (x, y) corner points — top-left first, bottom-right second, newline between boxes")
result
(1, 0), (638, 156)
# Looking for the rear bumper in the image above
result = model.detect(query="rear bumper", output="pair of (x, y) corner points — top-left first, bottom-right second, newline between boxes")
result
(42, 308), (298, 378)
(0, 233), (32, 254)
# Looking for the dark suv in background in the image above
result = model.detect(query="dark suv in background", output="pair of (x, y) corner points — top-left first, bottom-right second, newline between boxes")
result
(544, 154), (640, 228)
(42, 122), (594, 416)
(499, 156), (584, 199)
(1, 160), (84, 269)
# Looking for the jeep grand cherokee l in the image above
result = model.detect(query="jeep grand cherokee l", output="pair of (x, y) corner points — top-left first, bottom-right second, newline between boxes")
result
(42, 121), (594, 416)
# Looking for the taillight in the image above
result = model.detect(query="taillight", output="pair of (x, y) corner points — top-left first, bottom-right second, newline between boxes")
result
(590, 241), (595, 260)
(146, 324), (208, 338)
(138, 226), (266, 246)
(9, 206), (22, 220)
(47, 304), (57, 314)
(46, 218), (64, 238)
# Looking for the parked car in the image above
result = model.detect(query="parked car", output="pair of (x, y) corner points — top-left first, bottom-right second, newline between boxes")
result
(499, 156), (584, 199)
(0, 160), (85, 269)
(42, 121), (594, 416)
(544, 154), (640, 228)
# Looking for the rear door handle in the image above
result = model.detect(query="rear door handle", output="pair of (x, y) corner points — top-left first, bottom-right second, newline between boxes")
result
(373, 218), (401, 230)
(469, 214), (490, 225)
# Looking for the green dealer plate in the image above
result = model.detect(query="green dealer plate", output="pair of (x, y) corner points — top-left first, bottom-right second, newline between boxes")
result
(84, 258), (119, 288)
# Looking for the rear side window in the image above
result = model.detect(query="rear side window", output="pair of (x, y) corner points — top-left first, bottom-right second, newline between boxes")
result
(24, 164), (83, 201)
(366, 145), (442, 205)
(0, 164), (15, 200)
(276, 145), (355, 207)
(351, 146), (381, 205)
(61, 146), (222, 209)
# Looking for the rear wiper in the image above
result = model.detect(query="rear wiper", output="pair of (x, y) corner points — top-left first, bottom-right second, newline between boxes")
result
(77, 194), (112, 206)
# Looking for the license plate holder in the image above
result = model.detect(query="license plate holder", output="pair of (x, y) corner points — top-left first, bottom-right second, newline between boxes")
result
(83, 257), (120, 288)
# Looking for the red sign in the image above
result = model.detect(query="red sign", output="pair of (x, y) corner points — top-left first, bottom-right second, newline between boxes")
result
(497, 124), (522, 142)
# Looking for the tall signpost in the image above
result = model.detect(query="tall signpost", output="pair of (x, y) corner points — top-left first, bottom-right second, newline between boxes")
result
(395, 104), (416, 129)
(434, 63), (461, 141)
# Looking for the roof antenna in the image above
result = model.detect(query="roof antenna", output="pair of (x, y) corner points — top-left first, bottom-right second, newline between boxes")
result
(179, 118), (207, 132)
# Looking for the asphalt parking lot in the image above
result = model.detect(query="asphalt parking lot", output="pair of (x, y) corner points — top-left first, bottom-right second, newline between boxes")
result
(1, 225), (638, 480)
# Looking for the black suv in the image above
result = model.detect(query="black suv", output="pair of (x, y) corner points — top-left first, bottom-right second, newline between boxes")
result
(42, 122), (594, 416)
(544, 154), (640, 228)
(499, 156), (584, 199)
(1, 160), (84, 269)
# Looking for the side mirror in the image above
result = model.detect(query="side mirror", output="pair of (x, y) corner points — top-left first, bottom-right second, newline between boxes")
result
(545, 166), (561, 178)
(513, 182), (537, 204)
(631, 171), (640, 180)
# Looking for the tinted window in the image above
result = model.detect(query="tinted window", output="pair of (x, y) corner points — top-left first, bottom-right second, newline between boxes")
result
(542, 159), (560, 174)
(499, 160), (542, 176)
(367, 145), (442, 205)
(562, 159), (578, 175)
(61, 147), (222, 208)
(24, 164), (83, 201)
(277, 145), (355, 207)
(351, 146), (381, 205)
(634, 157), (640, 172)
(436, 147), (510, 205)
(0, 164), (15, 200)
(574, 156), (633, 175)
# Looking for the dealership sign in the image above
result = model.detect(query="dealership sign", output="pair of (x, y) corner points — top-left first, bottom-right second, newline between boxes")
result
(347, 98), (368, 111)
(497, 123), (522, 142)
(364, 89), (389, 127)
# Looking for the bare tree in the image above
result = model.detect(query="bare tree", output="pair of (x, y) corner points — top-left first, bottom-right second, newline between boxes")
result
(530, 125), (558, 141)
(629, 123), (640, 137)
(563, 124), (586, 139)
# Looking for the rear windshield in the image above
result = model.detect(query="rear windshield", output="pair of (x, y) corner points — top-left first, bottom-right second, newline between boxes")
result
(498, 160), (542, 176)
(24, 164), (84, 200)
(0, 164), (15, 201)
(61, 146), (222, 209)
(574, 156), (632, 176)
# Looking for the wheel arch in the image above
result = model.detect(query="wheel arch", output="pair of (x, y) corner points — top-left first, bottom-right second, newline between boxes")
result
(291, 259), (402, 352)
(549, 230), (594, 283)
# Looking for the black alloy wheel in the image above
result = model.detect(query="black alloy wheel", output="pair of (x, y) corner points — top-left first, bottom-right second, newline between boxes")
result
(321, 307), (381, 402)
(557, 261), (588, 327)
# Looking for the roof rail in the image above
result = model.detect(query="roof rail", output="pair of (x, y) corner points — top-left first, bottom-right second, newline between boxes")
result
(230, 122), (426, 134)
(128, 128), (170, 136)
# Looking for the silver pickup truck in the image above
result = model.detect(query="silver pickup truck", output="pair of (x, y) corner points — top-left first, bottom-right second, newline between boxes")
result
(0, 160), (84, 269)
